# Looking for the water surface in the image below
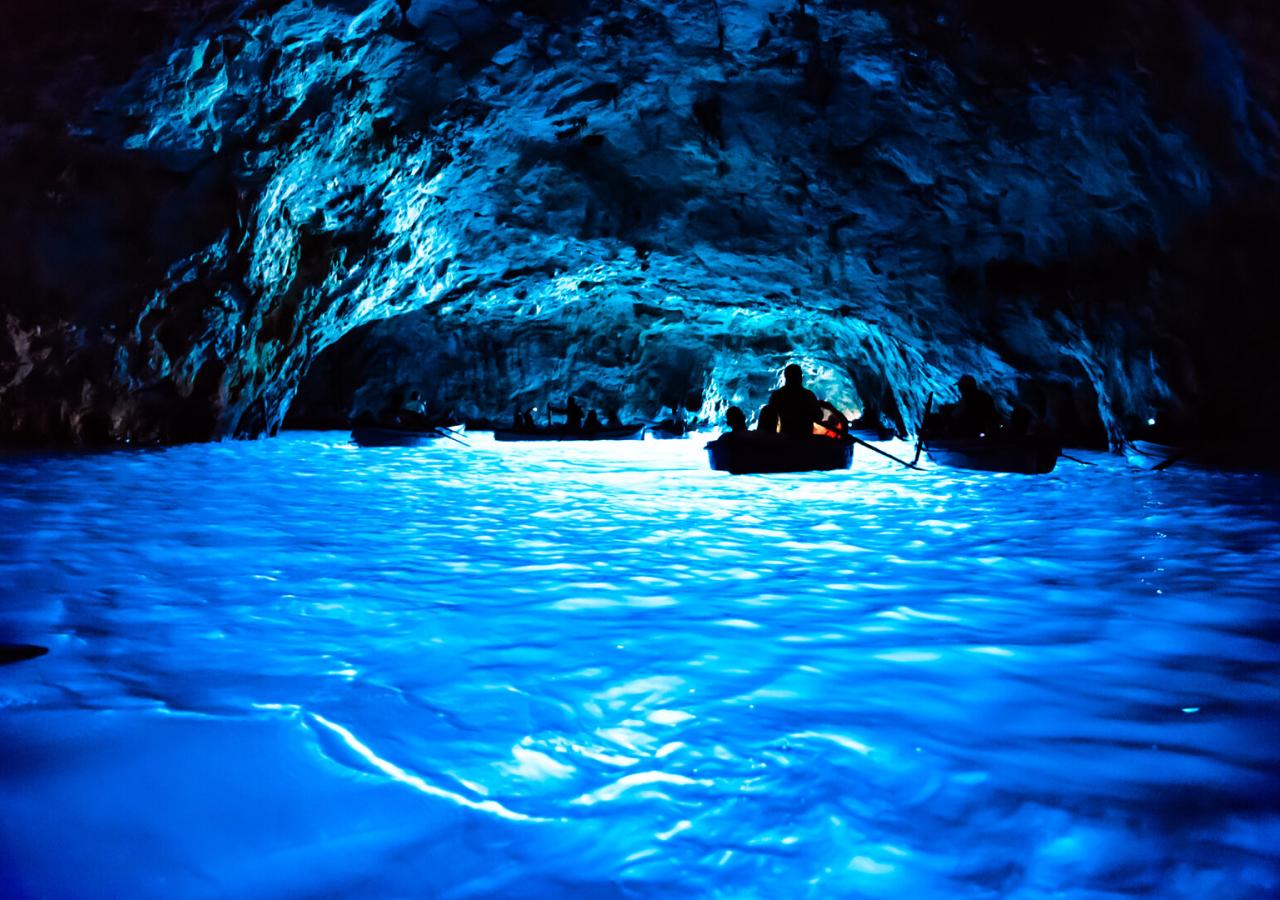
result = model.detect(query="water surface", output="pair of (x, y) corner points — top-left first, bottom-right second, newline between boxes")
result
(1, 433), (1278, 897)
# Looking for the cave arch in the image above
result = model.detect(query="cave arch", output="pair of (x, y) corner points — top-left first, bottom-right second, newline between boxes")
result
(2, 0), (1278, 448)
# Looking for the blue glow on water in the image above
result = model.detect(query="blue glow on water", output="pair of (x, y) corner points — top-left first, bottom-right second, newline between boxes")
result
(1, 433), (1278, 896)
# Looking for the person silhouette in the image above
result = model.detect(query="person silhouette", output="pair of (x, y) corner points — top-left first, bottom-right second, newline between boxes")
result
(723, 406), (748, 437)
(949, 374), (999, 437)
(768, 364), (823, 438)
(566, 397), (584, 431)
(551, 396), (585, 431)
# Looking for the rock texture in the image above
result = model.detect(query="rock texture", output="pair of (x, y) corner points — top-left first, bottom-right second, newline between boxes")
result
(2, 0), (1277, 445)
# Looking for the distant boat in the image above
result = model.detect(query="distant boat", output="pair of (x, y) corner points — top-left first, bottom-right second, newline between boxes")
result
(845, 418), (898, 441)
(1119, 440), (1264, 471)
(649, 423), (690, 440)
(925, 437), (1059, 474)
(1123, 440), (1188, 470)
(493, 424), (646, 442)
(706, 436), (853, 475)
(351, 423), (466, 447)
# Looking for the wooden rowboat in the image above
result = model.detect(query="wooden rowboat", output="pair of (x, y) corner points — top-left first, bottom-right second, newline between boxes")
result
(925, 437), (1059, 474)
(707, 435), (853, 475)
(350, 424), (466, 447)
(1123, 440), (1191, 471)
(649, 423), (690, 440)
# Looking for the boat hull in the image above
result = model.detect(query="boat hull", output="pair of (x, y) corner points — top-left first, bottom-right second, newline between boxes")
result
(493, 425), (646, 442)
(707, 436), (853, 475)
(1123, 440), (1190, 470)
(926, 438), (1058, 474)
(351, 424), (465, 447)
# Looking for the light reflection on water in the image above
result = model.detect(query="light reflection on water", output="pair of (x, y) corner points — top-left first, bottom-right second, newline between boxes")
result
(1, 432), (1278, 897)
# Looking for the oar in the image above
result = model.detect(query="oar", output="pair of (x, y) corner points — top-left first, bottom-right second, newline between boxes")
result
(430, 426), (470, 447)
(814, 420), (922, 471)
(912, 393), (933, 466)
(847, 433), (923, 470)
(1059, 451), (1095, 466)
(1152, 452), (1190, 471)
(1123, 439), (1190, 471)
(819, 401), (921, 471)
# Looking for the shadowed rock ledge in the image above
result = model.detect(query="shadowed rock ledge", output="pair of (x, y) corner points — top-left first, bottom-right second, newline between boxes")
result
(2, 0), (1277, 447)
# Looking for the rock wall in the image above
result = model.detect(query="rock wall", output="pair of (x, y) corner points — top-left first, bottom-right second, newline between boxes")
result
(2, 0), (1276, 445)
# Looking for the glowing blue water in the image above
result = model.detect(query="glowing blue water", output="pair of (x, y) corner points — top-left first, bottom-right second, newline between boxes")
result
(2, 433), (1278, 897)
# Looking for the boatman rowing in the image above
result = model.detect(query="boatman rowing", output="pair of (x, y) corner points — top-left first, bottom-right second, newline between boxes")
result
(768, 364), (824, 438)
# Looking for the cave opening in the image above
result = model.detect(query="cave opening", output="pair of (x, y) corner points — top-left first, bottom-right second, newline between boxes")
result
(284, 298), (914, 438)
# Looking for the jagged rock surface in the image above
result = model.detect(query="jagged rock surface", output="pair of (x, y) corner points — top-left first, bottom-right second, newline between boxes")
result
(2, 0), (1277, 445)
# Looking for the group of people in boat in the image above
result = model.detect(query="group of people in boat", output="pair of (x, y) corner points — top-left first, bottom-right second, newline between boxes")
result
(355, 390), (456, 431)
(509, 397), (696, 436)
(721, 364), (1045, 445)
(924, 374), (1052, 443)
(511, 397), (620, 434)
(924, 374), (998, 439)
(361, 365), (1040, 445)
(722, 365), (848, 441)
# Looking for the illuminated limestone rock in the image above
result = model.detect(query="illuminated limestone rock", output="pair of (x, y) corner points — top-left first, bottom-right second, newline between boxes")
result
(0, 0), (1275, 444)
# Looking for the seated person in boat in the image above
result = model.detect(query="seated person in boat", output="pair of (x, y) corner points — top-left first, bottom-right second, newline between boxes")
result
(512, 406), (537, 431)
(769, 364), (823, 438)
(847, 391), (903, 439)
(379, 391), (431, 429)
(1002, 405), (1059, 449)
(566, 397), (584, 431)
(398, 390), (435, 428)
(931, 375), (1000, 438)
(817, 402), (849, 440)
(550, 396), (585, 431)
(757, 404), (780, 435)
(657, 404), (687, 436)
(583, 410), (602, 433)
(1005, 406), (1033, 440)
(722, 406), (749, 438)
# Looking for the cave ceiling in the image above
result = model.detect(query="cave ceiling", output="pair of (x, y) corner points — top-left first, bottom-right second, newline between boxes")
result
(1, 0), (1277, 444)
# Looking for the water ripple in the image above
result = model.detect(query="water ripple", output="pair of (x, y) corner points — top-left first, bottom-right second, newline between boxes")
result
(1, 433), (1278, 897)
